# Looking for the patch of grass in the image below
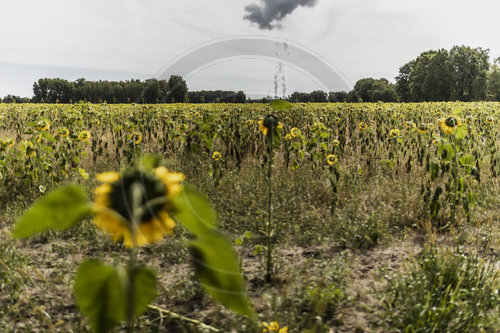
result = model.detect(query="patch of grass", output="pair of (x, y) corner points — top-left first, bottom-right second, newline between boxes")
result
(382, 244), (500, 332)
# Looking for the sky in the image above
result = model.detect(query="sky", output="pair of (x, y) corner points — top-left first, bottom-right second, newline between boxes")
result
(1, 0), (499, 98)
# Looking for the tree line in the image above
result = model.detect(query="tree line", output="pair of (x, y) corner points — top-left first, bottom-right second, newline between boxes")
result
(1, 44), (499, 104)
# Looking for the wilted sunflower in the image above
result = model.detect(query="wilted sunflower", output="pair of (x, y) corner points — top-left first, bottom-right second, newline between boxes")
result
(212, 151), (221, 160)
(262, 321), (288, 333)
(77, 130), (91, 141)
(0, 138), (15, 148)
(326, 154), (338, 165)
(93, 167), (185, 248)
(389, 129), (400, 138)
(25, 141), (36, 158)
(440, 116), (462, 135)
(34, 119), (50, 132)
(57, 127), (70, 137)
(417, 123), (429, 133)
(359, 122), (368, 130)
(128, 132), (143, 145)
(290, 127), (301, 137)
(405, 121), (416, 129)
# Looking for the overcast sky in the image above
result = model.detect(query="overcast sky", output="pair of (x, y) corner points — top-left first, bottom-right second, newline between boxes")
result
(1, 0), (499, 97)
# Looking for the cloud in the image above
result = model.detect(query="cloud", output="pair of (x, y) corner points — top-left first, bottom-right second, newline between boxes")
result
(244, 0), (318, 30)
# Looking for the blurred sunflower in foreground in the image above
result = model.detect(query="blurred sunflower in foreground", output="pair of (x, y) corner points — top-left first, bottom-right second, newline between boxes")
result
(262, 321), (288, 333)
(93, 167), (185, 247)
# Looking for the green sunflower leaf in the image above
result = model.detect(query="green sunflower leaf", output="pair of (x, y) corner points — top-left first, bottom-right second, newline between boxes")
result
(270, 99), (291, 111)
(171, 184), (217, 236)
(454, 124), (468, 140)
(189, 231), (253, 317)
(13, 185), (91, 238)
(74, 260), (126, 333)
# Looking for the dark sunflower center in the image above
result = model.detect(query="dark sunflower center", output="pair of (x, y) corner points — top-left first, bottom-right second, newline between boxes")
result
(445, 117), (457, 127)
(263, 114), (279, 129)
(109, 171), (166, 223)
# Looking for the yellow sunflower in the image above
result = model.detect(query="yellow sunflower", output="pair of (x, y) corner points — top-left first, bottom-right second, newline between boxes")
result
(359, 122), (368, 130)
(35, 119), (50, 132)
(332, 139), (340, 147)
(290, 127), (301, 137)
(486, 116), (495, 124)
(93, 167), (185, 248)
(440, 116), (462, 135)
(178, 124), (188, 132)
(258, 115), (282, 136)
(0, 138), (15, 148)
(77, 130), (91, 142)
(212, 151), (222, 160)
(25, 141), (36, 158)
(284, 134), (292, 141)
(405, 121), (416, 129)
(57, 127), (70, 137)
(262, 321), (288, 333)
(389, 129), (400, 138)
(326, 154), (338, 165)
(417, 123), (429, 133)
(128, 132), (143, 145)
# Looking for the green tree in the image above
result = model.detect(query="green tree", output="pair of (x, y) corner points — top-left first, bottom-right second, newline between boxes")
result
(166, 75), (188, 103)
(353, 78), (398, 102)
(450, 46), (490, 101)
(486, 57), (500, 101)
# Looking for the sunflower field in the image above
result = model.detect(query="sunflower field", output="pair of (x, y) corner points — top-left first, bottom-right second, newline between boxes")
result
(0, 102), (499, 332)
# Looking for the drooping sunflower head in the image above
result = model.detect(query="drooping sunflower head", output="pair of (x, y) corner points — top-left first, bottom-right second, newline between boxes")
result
(389, 129), (401, 138)
(35, 119), (51, 132)
(24, 141), (36, 158)
(57, 127), (70, 137)
(259, 115), (281, 136)
(290, 127), (301, 137)
(128, 132), (143, 145)
(359, 122), (368, 131)
(417, 123), (429, 133)
(212, 151), (222, 160)
(326, 154), (338, 165)
(77, 130), (91, 142)
(440, 116), (462, 135)
(405, 121), (416, 129)
(0, 138), (15, 148)
(93, 167), (185, 248)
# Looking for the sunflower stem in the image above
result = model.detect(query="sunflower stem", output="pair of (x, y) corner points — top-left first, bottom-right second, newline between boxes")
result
(265, 130), (274, 282)
(126, 182), (142, 332)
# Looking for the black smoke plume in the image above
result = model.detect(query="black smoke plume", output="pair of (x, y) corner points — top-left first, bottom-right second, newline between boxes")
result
(244, 0), (318, 30)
